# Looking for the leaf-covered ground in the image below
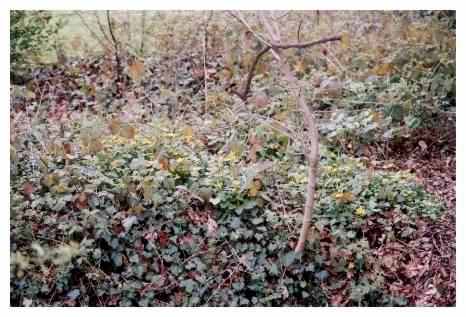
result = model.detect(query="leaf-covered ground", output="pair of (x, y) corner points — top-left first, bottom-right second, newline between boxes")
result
(10, 11), (455, 306)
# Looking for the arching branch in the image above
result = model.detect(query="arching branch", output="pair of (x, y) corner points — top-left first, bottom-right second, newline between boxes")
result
(229, 12), (341, 101)
(231, 46), (270, 101)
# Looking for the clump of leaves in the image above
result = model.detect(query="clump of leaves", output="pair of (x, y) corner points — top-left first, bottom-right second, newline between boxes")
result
(10, 11), (62, 81)
(10, 115), (443, 306)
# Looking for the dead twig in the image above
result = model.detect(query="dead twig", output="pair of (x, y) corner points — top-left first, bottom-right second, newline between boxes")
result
(203, 11), (214, 113)
(106, 10), (124, 96)
(93, 11), (112, 45)
(270, 35), (342, 50)
(231, 46), (270, 101)
(75, 11), (108, 51)
(139, 11), (146, 56)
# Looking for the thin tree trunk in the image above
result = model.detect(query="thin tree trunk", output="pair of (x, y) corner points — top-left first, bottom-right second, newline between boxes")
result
(140, 11), (146, 56)
(276, 62), (320, 253)
(126, 11), (131, 45)
(295, 94), (320, 252)
(106, 10), (123, 96)
(202, 11), (214, 112)
(232, 12), (340, 253)
(258, 13), (324, 253)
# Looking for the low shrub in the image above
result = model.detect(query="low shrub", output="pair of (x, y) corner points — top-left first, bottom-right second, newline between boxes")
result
(10, 117), (443, 306)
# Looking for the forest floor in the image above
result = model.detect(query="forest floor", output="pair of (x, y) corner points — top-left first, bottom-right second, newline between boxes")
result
(372, 125), (456, 306)
(10, 11), (456, 306)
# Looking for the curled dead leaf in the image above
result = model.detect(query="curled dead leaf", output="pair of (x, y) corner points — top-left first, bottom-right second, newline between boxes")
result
(333, 192), (353, 204)
(372, 63), (394, 76)
(159, 157), (170, 170)
(74, 192), (88, 210)
(248, 179), (262, 197)
(119, 124), (136, 139)
(128, 60), (145, 82)
(23, 182), (35, 199)
(340, 32), (350, 49)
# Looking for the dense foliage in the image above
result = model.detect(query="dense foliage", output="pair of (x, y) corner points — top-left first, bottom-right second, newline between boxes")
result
(10, 11), (455, 306)
(10, 11), (61, 82)
(11, 114), (443, 306)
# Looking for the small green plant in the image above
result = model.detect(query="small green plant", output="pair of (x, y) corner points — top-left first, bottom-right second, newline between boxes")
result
(10, 11), (62, 82)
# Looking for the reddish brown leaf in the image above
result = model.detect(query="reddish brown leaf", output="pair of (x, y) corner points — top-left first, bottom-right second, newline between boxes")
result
(74, 192), (88, 210)
(119, 124), (136, 139)
(158, 231), (169, 247)
(109, 118), (122, 135)
(128, 60), (145, 82)
(23, 182), (34, 199)
(63, 143), (72, 155)
(158, 157), (170, 171)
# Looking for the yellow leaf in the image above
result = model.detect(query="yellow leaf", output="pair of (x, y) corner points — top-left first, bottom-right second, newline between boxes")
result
(355, 207), (366, 217)
(183, 126), (194, 143)
(256, 62), (268, 76)
(372, 63), (394, 76)
(119, 124), (136, 139)
(333, 192), (353, 204)
(160, 88), (174, 98)
(241, 52), (254, 70)
(25, 89), (36, 100)
(140, 137), (154, 145)
(109, 118), (122, 135)
(128, 60), (145, 82)
(53, 183), (68, 193)
(88, 139), (103, 154)
(341, 32), (350, 49)
(142, 180), (153, 201)
(47, 143), (63, 156)
(132, 204), (145, 215)
(248, 179), (262, 197)
(221, 67), (234, 82)
(127, 183), (137, 193)
(42, 173), (59, 188)
(224, 150), (240, 162)
(371, 111), (383, 124)
(224, 52), (236, 70)
(111, 159), (125, 168)
(273, 111), (289, 122)
(294, 59), (307, 74)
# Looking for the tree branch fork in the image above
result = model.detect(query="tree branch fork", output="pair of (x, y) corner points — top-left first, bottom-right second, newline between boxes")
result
(232, 35), (341, 101)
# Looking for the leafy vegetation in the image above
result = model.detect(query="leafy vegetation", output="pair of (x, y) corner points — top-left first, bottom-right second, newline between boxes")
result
(10, 10), (455, 306)
(10, 11), (62, 83)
